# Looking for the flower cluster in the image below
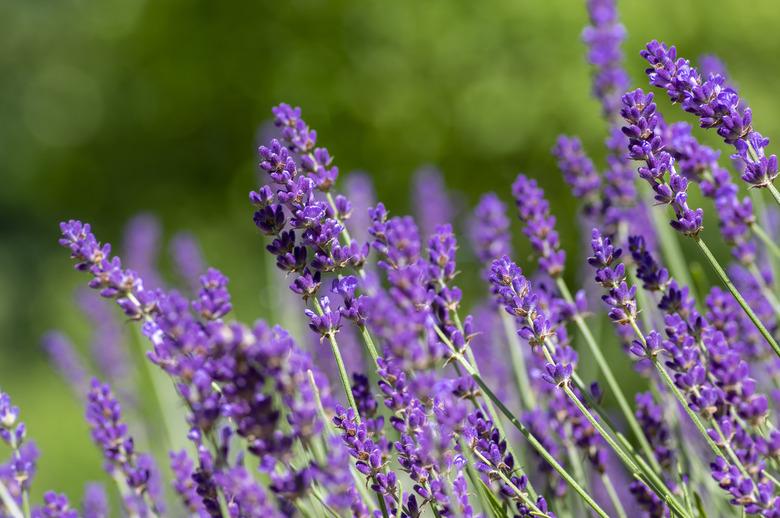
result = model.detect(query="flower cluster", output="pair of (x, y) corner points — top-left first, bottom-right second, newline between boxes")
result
(10, 3), (780, 517)
(641, 41), (778, 188)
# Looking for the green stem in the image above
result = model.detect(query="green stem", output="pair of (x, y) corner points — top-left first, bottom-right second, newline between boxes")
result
(747, 263), (780, 320)
(314, 300), (361, 421)
(751, 222), (780, 262)
(767, 183), (780, 208)
(601, 473), (628, 518)
(556, 277), (663, 476)
(562, 386), (689, 518)
(0, 479), (23, 518)
(439, 344), (608, 517)
(693, 236), (780, 359)
(499, 311), (537, 410)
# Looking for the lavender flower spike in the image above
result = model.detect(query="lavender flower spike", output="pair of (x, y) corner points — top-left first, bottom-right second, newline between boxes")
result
(620, 89), (703, 236)
(641, 40), (779, 188)
(512, 174), (566, 277)
(582, 0), (629, 119)
(86, 379), (161, 517)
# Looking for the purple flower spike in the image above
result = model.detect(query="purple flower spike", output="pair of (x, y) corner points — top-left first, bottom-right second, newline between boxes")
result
(641, 40), (778, 188)
(512, 174), (566, 277)
(469, 192), (513, 274)
(589, 229), (638, 325)
(32, 492), (78, 518)
(272, 103), (338, 191)
(82, 483), (108, 518)
(86, 379), (160, 516)
(192, 268), (232, 321)
(41, 332), (88, 396)
(582, 0), (629, 119)
(553, 136), (601, 200)
(169, 232), (206, 294)
(620, 90), (704, 236)
(169, 450), (208, 517)
(413, 166), (454, 239)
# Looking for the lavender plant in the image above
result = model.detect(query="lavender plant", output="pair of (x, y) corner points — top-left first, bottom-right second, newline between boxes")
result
(5, 1), (780, 517)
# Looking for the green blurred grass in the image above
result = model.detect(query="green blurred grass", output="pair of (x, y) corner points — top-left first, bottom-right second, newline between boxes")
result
(2, 0), (780, 504)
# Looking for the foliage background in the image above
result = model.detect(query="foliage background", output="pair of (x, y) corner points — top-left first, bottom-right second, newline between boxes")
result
(2, 0), (779, 504)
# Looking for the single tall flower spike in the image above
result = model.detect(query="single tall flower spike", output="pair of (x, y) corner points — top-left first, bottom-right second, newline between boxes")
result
(641, 40), (779, 188)
(620, 89), (704, 236)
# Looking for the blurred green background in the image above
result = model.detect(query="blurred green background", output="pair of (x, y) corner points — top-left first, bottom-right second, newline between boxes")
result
(2, 0), (780, 507)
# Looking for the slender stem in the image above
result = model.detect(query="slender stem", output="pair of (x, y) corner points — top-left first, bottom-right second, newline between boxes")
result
(499, 311), (537, 410)
(767, 183), (780, 208)
(377, 495), (391, 518)
(562, 385), (689, 518)
(470, 449), (549, 517)
(601, 473), (628, 518)
(556, 277), (663, 476)
(693, 236), (780, 359)
(438, 342), (608, 517)
(747, 263), (780, 320)
(751, 222), (780, 262)
(0, 479), (23, 518)
(314, 300), (360, 421)
(359, 325), (380, 365)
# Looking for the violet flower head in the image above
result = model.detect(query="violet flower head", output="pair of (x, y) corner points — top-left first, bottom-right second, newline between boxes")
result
(588, 228), (638, 325)
(343, 172), (376, 246)
(77, 289), (132, 390)
(122, 213), (163, 291)
(169, 232), (206, 294)
(169, 450), (208, 517)
(272, 103), (338, 191)
(553, 136), (601, 200)
(59, 220), (157, 320)
(32, 492), (78, 518)
(86, 379), (160, 515)
(620, 89), (703, 236)
(0, 393), (24, 448)
(82, 483), (108, 518)
(412, 166), (454, 239)
(41, 332), (88, 396)
(641, 40), (778, 188)
(192, 268), (232, 321)
(582, 0), (629, 118)
(512, 174), (566, 277)
(469, 192), (513, 273)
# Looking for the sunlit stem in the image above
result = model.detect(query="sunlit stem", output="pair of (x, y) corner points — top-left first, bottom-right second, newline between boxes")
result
(312, 298), (361, 422)
(746, 263), (780, 320)
(751, 222), (780, 263)
(562, 385), (690, 518)
(499, 311), (537, 410)
(767, 183), (780, 208)
(693, 236), (780, 359)
(432, 327), (609, 518)
(0, 479), (24, 518)
(601, 473), (628, 518)
(556, 277), (663, 476)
